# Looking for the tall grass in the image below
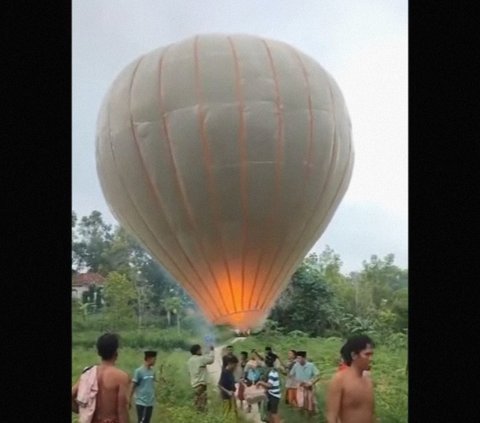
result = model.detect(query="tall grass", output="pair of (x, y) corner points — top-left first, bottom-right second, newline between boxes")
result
(72, 323), (233, 350)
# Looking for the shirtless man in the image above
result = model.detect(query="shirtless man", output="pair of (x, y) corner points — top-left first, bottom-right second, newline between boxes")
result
(326, 335), (376, 423)
(72, 333), (130, 423)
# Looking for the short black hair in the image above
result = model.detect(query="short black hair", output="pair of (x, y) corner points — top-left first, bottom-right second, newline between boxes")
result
(265, 346), (272, 351)
(226, 345), (233, 349)
(144, 351), (157, 360)
(341, 335), (375, 365)
(240, 351), (248, 357)
(289, 349), (297, 356)
(190, 344), (201, 355)
(96, 333), (119, 360)
(265, 354), (277, 367)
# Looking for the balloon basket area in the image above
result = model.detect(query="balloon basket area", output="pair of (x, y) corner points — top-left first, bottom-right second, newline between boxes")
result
(211, 310), (266, 333)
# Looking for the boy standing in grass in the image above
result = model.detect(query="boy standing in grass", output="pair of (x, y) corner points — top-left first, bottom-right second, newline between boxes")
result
(218, 355), (239, 420)
(256, 354), (281, 423)
(129, 350), (157, 423)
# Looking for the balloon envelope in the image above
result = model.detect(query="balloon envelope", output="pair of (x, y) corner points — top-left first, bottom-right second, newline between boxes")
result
(96, 34), (353, 330)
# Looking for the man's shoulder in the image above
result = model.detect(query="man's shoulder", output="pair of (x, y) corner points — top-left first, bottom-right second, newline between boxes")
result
(329, 370), (345, 387)
(102, 367), (129, 385)
(113, 367), (130, 381)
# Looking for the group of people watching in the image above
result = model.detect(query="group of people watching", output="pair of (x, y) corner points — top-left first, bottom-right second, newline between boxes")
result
(188, 335), (376, 423)
(211, 344), (321, 422)
(72, 332), (376, 423)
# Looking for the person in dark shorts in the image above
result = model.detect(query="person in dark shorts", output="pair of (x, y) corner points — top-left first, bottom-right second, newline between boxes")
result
(218, 355), (239, 419)
(129, 350), (157, 423)
(256, 354), (281, 423)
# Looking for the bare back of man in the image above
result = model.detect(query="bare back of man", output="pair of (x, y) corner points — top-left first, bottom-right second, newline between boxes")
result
(93, 364), (130, 423)
(326, 368), (374, 423)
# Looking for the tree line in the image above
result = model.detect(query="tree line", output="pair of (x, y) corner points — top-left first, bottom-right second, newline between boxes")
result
(72, 210), (408, 342)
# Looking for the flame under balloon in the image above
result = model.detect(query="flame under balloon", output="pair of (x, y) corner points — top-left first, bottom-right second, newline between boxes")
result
(96, 34), (353, 330)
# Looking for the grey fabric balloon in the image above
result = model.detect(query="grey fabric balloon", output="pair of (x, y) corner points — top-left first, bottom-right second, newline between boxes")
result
(96, 33), (353, 330)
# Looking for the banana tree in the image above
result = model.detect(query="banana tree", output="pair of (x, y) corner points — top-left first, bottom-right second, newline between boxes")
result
(162, 296), (182, 332)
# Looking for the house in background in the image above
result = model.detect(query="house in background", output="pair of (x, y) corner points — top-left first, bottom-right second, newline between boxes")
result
(72, 272), (105, 301)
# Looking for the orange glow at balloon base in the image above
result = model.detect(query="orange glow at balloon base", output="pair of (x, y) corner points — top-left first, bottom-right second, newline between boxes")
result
(211, 309), (267, 332)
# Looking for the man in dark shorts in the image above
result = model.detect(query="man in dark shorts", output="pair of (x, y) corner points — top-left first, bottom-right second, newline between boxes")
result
(129, 350), (157, 423)
(218, 355), (239, 419)
(256, 354), (281, 423)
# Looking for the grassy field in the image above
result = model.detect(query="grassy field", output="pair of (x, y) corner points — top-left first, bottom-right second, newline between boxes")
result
(72, 331), (407, 422)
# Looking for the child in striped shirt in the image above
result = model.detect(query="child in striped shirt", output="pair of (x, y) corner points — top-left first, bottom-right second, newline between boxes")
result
(256, 354), (281, 423)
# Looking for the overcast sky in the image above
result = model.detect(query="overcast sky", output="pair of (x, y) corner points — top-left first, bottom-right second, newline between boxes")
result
(73, 0), (408, 273)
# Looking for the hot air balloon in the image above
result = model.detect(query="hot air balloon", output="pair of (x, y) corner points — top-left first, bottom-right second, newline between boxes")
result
(96, 34), (353, 331)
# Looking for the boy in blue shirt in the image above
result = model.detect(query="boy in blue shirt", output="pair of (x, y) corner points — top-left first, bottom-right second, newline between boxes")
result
(129, 350), (157, 423)
(256, 354), (281, 423)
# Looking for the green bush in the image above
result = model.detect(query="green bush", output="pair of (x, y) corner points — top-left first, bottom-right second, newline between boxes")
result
(72, 328), (195, 350)
(287, 329), (309, 338)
